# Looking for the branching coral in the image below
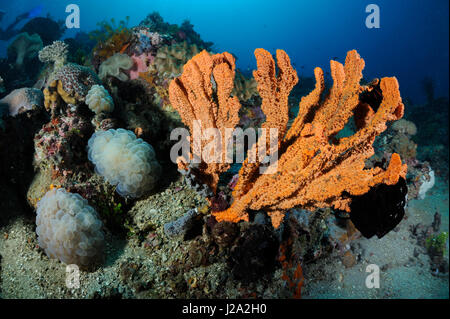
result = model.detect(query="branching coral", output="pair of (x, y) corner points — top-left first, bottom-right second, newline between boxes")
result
(169, 50), (242, 194)
(233, 70), (258, 102)
(170, 49), (407, 229)
(38, 40), (69, 69)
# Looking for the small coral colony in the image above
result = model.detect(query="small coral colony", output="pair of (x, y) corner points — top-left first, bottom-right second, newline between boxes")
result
(0, 12), (439, 294)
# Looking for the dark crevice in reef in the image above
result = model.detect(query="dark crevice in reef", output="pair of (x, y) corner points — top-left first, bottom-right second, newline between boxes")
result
(0, 108), (49, 225)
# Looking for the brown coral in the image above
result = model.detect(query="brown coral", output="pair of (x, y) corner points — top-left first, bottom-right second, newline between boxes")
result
(170, 48), (407, 229)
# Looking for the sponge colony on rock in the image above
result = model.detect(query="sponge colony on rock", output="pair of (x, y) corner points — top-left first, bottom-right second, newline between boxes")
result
(36, 188), (105, 267)
(87, 128), (161, 198)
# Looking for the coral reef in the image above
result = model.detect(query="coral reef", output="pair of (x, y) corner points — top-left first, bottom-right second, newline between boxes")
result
(36, 188), (105, 267)
(131, 27), (163, 55)
(90, 17), (132, 68)
(87, 128), (161, 198)
(149, 41), (201, 78)
(233, 70), (258, 102)
(7, 32), (43, 67)
(85, 85), (114, 114)
(405, 161), (435, 199)
(99, 53), (134, 81)
(1, 9), (446, 300)
(0, 105), (49, 224)
(38, 40), (69, 69)
(0, 87), (44, 116)
(410, 212), (449, 275)
(139, 12), (213, 50)
(407, 97), (449, 179)
(64, 32), (97, 66)
(34, 111), (93, 170)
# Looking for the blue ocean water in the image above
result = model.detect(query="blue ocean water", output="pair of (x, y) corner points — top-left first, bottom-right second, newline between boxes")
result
(0, 0), (448, 104)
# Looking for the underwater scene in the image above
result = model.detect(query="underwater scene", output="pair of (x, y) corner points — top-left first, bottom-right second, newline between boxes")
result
(0, 0), (448, 301)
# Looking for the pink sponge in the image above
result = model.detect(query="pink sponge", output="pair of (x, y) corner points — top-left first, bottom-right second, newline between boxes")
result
(129, 53), (154, 80)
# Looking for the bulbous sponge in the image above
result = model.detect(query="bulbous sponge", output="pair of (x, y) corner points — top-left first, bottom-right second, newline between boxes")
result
(36, 188), (105, 267)
(85, 84), (114, 114)
(87, 128), (161, 197)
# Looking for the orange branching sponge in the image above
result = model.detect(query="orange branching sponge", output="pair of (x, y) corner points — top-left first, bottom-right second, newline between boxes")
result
(213, 49), (406, 228)
(168, 50), (242, 193)
(170, 48), (407, 229)
(232, 49), (299, 199)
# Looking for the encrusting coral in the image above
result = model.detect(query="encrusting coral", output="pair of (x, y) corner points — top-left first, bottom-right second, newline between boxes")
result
(170, 49), (407, 228)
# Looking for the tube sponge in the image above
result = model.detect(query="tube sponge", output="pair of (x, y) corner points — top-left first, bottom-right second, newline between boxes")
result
(85, 84), (114, 114)
(36, 188), (105, 267)
(87, 128), (161, 198)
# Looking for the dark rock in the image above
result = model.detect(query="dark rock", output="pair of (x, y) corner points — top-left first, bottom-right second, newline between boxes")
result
(349, 177), (407, 239)
(431, 212), (441, 232)
(211, 221), (239, 248)
(228, 224), (279, 283)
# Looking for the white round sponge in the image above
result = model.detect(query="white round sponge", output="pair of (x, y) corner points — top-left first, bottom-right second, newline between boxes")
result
(87, 128), (161, 198)
(36, 188), (105, 267)
(85, 84), (114, 114)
